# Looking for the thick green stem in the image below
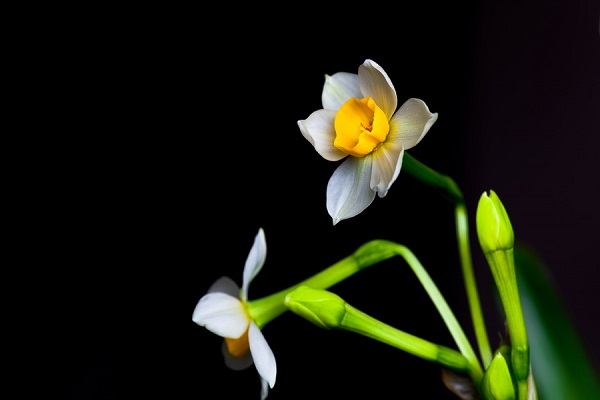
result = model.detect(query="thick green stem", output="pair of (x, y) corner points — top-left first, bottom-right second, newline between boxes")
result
(485, 249), (530, 399)
(284, 285), (471, 373)
(341, 302), (470, 372)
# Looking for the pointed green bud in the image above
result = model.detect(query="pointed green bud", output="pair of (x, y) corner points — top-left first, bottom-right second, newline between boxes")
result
(284, 286), (346, 329)
(482, 351), (516, 400)
(476, 190), (514, 254)
(476, 191), (530, 386)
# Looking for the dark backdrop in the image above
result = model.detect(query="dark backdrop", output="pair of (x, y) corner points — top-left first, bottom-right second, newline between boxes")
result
(57, 1), (599, 399)
(185, 2), (600, 399)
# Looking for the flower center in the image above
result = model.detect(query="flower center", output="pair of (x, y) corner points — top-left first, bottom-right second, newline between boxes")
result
(333, 96), (390, 157)
(224, 327), (250, 358)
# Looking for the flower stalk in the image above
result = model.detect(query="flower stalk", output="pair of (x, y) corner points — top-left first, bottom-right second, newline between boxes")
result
(476, 191), (531, 400)
(250, 239), (483, 386)
(285, 286), (471, 372)
(247, 239), (397, 328)
(403, 152), (493, 367)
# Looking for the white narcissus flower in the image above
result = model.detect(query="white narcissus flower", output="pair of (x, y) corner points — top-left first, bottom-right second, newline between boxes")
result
(298, 59), (438, 224)
(193, 228), (276, 400)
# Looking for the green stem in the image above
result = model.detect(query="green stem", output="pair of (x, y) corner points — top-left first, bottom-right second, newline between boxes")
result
(517, 380), (529, 400)
(248, 240), (395, 328)
(249, 239), (483, 385)
(404, 153), (492, 368)
(285, 285), (471, 373)
(485, 249), (530, 399)
(389, 242), (483, 385)
(456, 204), (493, 368)
(248, 253), (361, 328)
(341, 301), (470, 372)
(402, 153), (463, 204)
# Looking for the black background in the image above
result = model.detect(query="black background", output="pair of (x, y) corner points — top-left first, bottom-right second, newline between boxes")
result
(55, 1), (599, 399)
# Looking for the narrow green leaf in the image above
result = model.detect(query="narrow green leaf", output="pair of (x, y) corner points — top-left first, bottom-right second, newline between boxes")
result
(515, 244), (600, 400)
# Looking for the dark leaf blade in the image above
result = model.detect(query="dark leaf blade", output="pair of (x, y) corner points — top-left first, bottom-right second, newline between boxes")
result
(515, 244), (600, 400)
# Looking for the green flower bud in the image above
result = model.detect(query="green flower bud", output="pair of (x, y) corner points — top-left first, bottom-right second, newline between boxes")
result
(284, 286), (346, 329)
(476, 190), (530, 387)
(476, 190), (514, 254)
(482, 351), (516, 400)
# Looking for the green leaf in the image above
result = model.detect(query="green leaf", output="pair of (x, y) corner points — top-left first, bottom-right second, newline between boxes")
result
(515, 244), (600, 400)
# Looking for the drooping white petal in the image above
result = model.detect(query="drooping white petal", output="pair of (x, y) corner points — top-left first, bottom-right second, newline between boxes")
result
(371, 142), (405, 198)
(208, 276), (240, 297)
(390, 98), (438, 150)
(192, 292), (249, 338)
(298, 110), (347, 162)
(260, 377), (269, 400)
(221, 341), (254, 371)
(358, 59), (398, 120)
(326, 157), (376, 225)
(241, 228), (267, 302)
(248, 322), (277, 389)
(322, 72), (361, 111)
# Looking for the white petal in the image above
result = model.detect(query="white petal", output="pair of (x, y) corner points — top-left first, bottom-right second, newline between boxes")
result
(298, 110), (347, 162)
(358, 59), (398, 120)
(208, 276), (240, 297)
(326, 157), (376, 224)
(371, 141), (405, 198)
(260, 377), (269, 400)
(241, 228), (267, 302)
(322, 72), (361, 111)
(249, 323), (277, 389)
(192, 292), (249, 338)
(221, 340), (254, 371)
(390, 98), (438, 150)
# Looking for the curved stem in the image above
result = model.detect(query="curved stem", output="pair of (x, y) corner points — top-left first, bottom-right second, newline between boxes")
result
(249, 239), (484, 385)
(403, 153), (492, 368)
(248, 253), (360, 327)
(341, 301), (471, 372)
(285, 285), (471, 373)
(390, 243), (483, 385)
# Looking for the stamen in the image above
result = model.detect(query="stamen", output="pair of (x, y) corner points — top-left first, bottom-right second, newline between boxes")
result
(225, 328), (250, 358)
(334, 96), (389, 157)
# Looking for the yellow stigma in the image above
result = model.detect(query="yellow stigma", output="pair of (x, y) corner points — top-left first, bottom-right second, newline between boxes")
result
(333, 96), (390, 157)
(224, 328), (250, 358)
